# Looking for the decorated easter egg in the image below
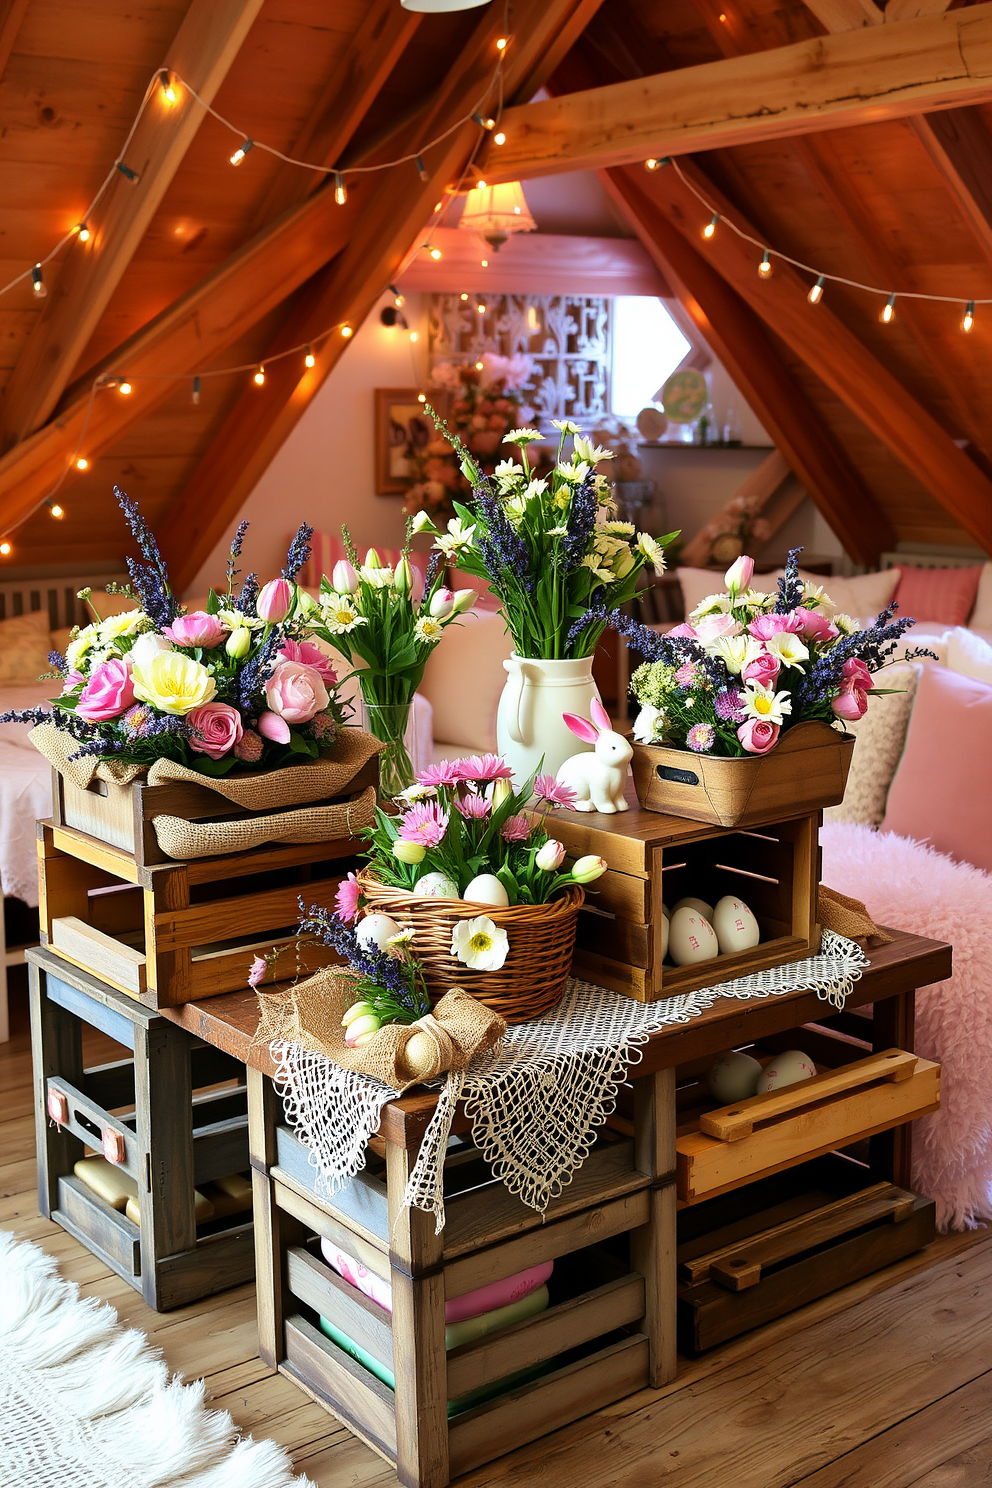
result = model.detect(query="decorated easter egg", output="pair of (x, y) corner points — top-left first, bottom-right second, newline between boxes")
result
(463, 873), (510, 908)
(706, 1049), (764, 1104)
(673, 896), (714, 922)
(757, 1049), (817, 1094)
(712, 896), (760, 954)
(668, 907), (719, 966)
(413, 871), (459, 899)
(355, 913), (401, 953)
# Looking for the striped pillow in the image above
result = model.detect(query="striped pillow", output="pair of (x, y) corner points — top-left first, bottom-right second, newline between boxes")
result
(892, 564), (983, 626)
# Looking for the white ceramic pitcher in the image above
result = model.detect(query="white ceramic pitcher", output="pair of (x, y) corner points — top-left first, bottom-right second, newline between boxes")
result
(496, 653), (602, 785)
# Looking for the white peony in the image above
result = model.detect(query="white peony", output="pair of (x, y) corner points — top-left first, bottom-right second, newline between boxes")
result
(130, 631), (174, 667)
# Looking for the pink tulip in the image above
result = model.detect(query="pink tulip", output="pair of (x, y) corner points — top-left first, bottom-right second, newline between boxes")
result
(741, 649), (781, 688)
(258, 710), (291, 744)
(332, 560), (359, 594)
(694, 613), (741, 643)
(429, 587), (455, 619)
(749, 612), (805, 640)
(188, 701), (243, 760)
(831, 685), (869, 721)
(842, 657), (874, 692)
(76, 659), (136, 722)
(265, 660), (328, 724)
(793, 606), (839, 642)
(278, 638), (337, 687)
(724, 555), (755, 593)
(247, 955), (267, 988)
(163, 611), (227, 649)
(737, 718), (780, 754)
(257, 578), (294, 623)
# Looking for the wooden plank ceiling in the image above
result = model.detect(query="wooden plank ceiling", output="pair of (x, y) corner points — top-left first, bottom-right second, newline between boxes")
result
(0, 0), (990, 577)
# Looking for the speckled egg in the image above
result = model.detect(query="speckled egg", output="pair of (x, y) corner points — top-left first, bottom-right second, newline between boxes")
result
(712, 896), (760, 954)
(413, 871), (459, 899)
(668, 907), (719, 966)
(757, 1049), (817, 1094)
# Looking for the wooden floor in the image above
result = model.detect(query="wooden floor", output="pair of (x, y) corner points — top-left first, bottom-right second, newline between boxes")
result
(4, 975), (992, 1488)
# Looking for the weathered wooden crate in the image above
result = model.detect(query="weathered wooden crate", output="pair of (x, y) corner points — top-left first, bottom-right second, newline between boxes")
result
(247, 1064), (678, 1488)
(29, 946), (255, 1311)
(676, 1156), (936, 1351)
(551, 799), (821, 1002)
(37, 819), (360, 1009)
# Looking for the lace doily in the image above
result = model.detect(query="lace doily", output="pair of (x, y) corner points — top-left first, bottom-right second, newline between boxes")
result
(271, 930), (867, 1233)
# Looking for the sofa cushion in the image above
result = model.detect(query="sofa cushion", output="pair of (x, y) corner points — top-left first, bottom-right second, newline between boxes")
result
(823, 661), (920, 829)
(970, 563), (992, 630)
(892, 563), (984, 626)
(0, 609), (55, 683)
(882, 663), (992, 873)
(946, 626), (992, 687)
(419, 609), (512, 751)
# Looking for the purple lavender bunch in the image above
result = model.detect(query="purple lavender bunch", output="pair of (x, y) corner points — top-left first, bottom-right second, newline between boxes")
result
(773, 548), (804, 614)
(236, 623), (283, 713)
(476, 486), (533, 596)
(558, 472), (598, 571)
(297, 899), (427, 1016)
(792, 602), (917, 710)
(226, 519), (250, 589)
(236, 572), (259, 615)
(116, 487), (178, 629)
(282, 523), (314, 582)
(48, 649), (67, 671)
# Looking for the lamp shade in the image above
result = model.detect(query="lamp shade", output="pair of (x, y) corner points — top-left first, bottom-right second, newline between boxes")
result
(458, 181), (537, 250)
(401, 0), (490, 9)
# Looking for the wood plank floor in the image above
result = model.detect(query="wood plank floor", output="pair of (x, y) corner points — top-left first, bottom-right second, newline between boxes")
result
(3, 974), (991, 1488)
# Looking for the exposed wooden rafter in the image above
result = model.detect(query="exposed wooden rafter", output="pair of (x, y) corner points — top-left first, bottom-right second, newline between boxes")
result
(603, 170), (894, 564)
(0, 0), (266, 450)
(482, 4), (992, 182)
(159, 0), (608, 591)
(0, 0), (28, 82)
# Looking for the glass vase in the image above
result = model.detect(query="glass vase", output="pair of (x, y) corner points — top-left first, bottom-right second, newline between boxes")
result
(360, 699), (422, 798)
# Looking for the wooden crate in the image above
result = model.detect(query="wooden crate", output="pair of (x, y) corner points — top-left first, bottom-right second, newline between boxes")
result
(676, 1157), (936, 1350)
(551, 798), (821, 1002)
(29, 946), (255, 1311)
(248, 1063), (679, 1488)
(37, 819), (360, 1009)
(51, 754), (379, 867)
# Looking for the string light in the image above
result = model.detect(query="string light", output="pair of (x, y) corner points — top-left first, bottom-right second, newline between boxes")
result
(390, 283), (405, 307)
(253, 364), (265, 385)
(702, 214), (719, 240)
(808, 275), (825, 305)
(304, 345), (315, 367)
(460, 292), (469, 301)
(758, 249), (772, 277)
(963, 300), (975, 333)
(645, 158), (660, 171)
(341, 324), (353, 338)
(76, 224), (90, 243)
(496, 37), (508, 50)
(477, 302), (486, 314)
(476, 178), (487, 191)
(75, 457), (88, 471)
(47, 500), (64, 519)
(118, 380), (132, 395)
(191, 375), (201, 405)
(409, 330), (418, 343)
(493, 131), (506, 146)
(473, 114), (495, 130)
(333, 171), (347, 205)
(481, 258), (489, 267)
(229, 138), (253, 166)
(433, 201), (443, 213)
(159, 70), (177, 104)
(428, 245), (442, 261)
(116, 161), (140, 183)
(0, 543), (11, 557)
(881, 293), (896, 325)
(417, 393), (426, 403)
(31, 264), (46, 297)
(415, 155), (429, 183)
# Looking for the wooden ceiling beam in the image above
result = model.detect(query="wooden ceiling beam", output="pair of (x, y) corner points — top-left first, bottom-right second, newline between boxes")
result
(480, 3), (992, 182)
(252, 0), (422, 227)
(0, 0), (29, 83)
(158, 0), (607, 592)
(620, 161), (992, 552)
(603, 171), (894, 564)
(0, 0), (266, 450)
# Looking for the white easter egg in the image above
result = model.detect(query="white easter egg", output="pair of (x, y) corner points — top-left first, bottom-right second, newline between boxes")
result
(757, 1049), (818, 1094)
(673, 896), (714, 922)
(355, 913), (401, 953)
(413, 871), (459, 899)
(463, 873), (510, 908)
(712, 895), (760, 954)
(706, 1049), (764, 1105)
(668, 907), (719, 966)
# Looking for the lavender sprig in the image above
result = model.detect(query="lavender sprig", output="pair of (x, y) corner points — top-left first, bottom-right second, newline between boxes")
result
(236, 624), (283, 712)
(774, 548), (804, 614)
(477, 486), (533, 597)
(237, 572), (259, 615)
(792, 603), (916, 709)
(423, 551), (442, 592)
(298, 899), (426, 1014)
(48, 649), (66, 671)
(226, 519), (250, 590)
(559, 473), (598, 571)
(283, 523), (314, 581)
(116, 487), (178, 629)
(0, 706), (51, 727)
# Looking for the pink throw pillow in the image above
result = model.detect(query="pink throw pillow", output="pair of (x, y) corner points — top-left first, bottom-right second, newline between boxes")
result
(892, 564), (983, 626)
(882, 663), (992, 872)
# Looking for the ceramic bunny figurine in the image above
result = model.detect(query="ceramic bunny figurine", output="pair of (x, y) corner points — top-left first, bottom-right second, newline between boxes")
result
(556, 699), (633, 813)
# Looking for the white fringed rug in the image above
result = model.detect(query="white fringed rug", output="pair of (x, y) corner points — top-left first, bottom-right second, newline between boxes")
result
(0, 1232), (313, 1488)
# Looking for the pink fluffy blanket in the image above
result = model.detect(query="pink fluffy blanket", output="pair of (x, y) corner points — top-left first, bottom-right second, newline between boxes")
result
(821, 821), (992, 1231)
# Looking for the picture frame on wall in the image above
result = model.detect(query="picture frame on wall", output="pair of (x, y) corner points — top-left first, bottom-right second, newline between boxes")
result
(374, 388), (430, 495)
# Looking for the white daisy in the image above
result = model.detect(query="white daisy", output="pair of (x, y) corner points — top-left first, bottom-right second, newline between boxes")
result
(99, 609), (148, 640)
(503, 427), (543, 447)
(552, 418), (582, 435)
(434, 517), (476, 558)
(414, 615), (445, 643)
(217, 607), (264, 631)
(708, 634), (765, 675)
(602, 520), (635, 536)
(742, 683), (793, 725)
(637, 532), (668, 574)
(573, 433), (615, 464)
(764, 632), (809, 669)
(320, 599), (367, 634)
(384, 927), (417, 959)
(450, 915), (509, 971)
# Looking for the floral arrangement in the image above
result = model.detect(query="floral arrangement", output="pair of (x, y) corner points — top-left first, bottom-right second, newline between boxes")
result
(417, 413), (678, 659)
(292, 902), (430, 1048)
(7, 489), (346, 776)
(621, 551), (929, 757)
(402, 353), (534, 521)
(304, 518), (476, 794)
(336, 752), (606, 973)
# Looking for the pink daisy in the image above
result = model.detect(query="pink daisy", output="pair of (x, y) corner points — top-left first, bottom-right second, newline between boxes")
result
(417, 760), (463, 789)
(398, 800), (449, 847)
(686, 722), (715, 752)
(278, 638), (338, 686)
(675, 662), (698, 688)
(334, 871), (361, 923)
(456, 793), (491, 820)
(501, 813), (531, 842)
(534, 774), (577, 810)
(454, 753), (514, 783)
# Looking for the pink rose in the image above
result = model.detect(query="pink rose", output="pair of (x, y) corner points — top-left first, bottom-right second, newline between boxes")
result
(667, 622), (697, 639)
(76, 659), (135, 721)
(842, 657), (874, 692)
(258, 711), (291, 744)
(737, 718), (780, 754)
(749, 612), (805, 640)
(832, 685), (869, 721)
(742, 649), (781, 687)
(257, 579), (293, 622)
(694, 613), (741, 643)
(278, 638), (337, 687)
(163, 611), (227, 649)
(265, 661), (328, 724)
(188, 701), (243, 760)
(793, 606), (839, 642)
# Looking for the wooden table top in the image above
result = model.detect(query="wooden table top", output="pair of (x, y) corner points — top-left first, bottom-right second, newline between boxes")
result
(162, 927), (950, 1147)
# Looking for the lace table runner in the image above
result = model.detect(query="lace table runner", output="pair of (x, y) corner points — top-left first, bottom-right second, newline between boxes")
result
(271, 930), (867, 1233)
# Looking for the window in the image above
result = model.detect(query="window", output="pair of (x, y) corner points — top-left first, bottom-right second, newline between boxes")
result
(610, 296), (690, 419)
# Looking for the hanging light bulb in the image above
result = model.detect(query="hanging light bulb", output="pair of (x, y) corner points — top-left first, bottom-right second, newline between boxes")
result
(493, 131), (506, 146)
(962, 300), (975, 333)
(0, 542), (11, 557)
(758, 250), (772, 277)
(254, 364), (266, 385)
(192, 376), (201, 405)
(702, 215), (718, 241)
(75, 456), (88, 471)
(304, 345), (316, 367)
(473, 114), (495, 131)
(429, 245), (442, 261)
(390, 283), (405, 307)
(496, 36), (508, 50)
(341, 324), (353, 338)
(118, 380), (132, 395)
(160, 70), (177, 104)
(477, 302), (486, 314)
(881, 293), (896, 324)
(230, 138), (253, 166)
(76, 223), (90, 243)
(808, 275), (825, 305)
(415, 155), (429, 182)
(31, 263), (46, 297)
(409, 330), (418, 343)
(47, 500), (64, 519)
(334, 172), (347, 206)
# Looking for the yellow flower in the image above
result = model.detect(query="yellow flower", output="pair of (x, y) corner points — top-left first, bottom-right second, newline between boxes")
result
(99, 609), (148, 640)
(132, 651), (216, 715)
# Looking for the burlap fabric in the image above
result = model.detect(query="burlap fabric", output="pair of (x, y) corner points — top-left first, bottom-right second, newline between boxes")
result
(153, 784), (377, 859)
(252, 966), (507, 1092)
(818, 883), (894, 945)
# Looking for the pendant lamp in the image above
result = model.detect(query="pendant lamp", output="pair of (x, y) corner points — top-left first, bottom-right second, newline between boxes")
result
(458, 181), (537, 251)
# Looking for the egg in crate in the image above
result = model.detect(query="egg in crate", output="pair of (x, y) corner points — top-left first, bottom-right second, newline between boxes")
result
(757, 1049), (817, 1093)
(712, 895), (760, 954)
(706, 1049), (764, 1104)
(672, 896), (714, 922)
(661, 903), (670, 960)
(668, 907), (719, 965)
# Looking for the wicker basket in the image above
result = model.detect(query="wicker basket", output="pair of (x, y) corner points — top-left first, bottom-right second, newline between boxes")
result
(356, 871), (584, 1024)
